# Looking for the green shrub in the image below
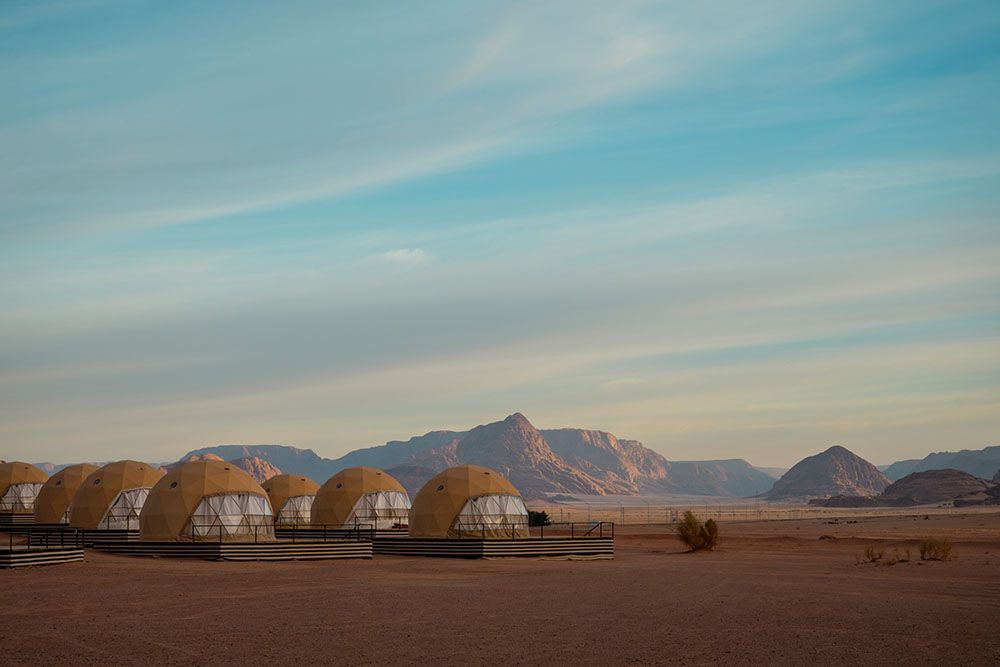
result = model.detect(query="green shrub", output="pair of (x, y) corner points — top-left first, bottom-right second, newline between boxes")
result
(919, 538), (952, 561)
(676, 511), (719, 551)
(528, 510), (552, 527)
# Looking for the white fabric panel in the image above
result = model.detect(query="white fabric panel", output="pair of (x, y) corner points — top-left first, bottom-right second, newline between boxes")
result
(276, 495), (314, 525)
(346, 491), (411, 529)
(0, 482), (44, 513)
(98, 487), (152, 530)
(452, 494), (528, 534)
(183, 493), (274, 540)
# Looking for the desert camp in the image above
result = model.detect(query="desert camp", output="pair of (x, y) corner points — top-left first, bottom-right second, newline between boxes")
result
(68, 460), (165, 530)
(311, 467), (410, 530)
(408, 465), (528, 539)
(263, 473), (319, 527)
(139, 459), (274, 543)
(0, 462), (49, 520)
(32, 463), (100, 525)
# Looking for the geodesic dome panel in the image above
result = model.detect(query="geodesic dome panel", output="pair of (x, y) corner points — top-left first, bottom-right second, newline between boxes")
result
(183, 493), (274, 541)
(312, 467), (409, 528)
(345, 490), (410, 529)
(408, 465), (528, 538)
(33, 463), (99, 524)
(100, 487), (150, 530)
(69, 460), (165, 530)
(139, 460), (274, 542)
(275, 495), (314, 527)
(0, 462), (49, 514)
(262, 474), (319, 527)
(452, 494), (529, 538)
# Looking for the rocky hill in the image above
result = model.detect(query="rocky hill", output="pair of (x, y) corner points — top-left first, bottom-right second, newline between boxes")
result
(228, 456), (282, 483)
(881, 469), (992, 505)
(181, 445), (331, 478)
(883, 446), (1000, 481)
(180, 413), (776, 498)
(765, 445), (889, 500)
(164, 453), (225, 470)
(163, 452), (282, 484)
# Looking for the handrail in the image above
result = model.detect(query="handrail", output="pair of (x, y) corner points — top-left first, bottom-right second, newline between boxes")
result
(451, 520), (615, 540)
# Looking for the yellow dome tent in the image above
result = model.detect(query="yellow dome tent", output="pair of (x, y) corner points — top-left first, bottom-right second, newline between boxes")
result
(408, 465), (528, 538)
(312, 467), (410, 530)
(139, 460), (274, 542)
(33, 463), (99, 524)
(262, 473), (319, 527)
(69, 460), (165, 530)
(0, 462), (49, 514)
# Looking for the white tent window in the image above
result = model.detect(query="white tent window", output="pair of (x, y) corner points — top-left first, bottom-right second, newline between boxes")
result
(0, 482), (44, 513)
(346, 491), (410, 529)
(452, 494), (528, 536)
(183, 493), (274, 541)
(98, 487), (152, 530)
(275, 495), (314, 526)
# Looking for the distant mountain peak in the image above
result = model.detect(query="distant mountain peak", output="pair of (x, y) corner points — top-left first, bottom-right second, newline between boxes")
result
(766, 445), (889, 499)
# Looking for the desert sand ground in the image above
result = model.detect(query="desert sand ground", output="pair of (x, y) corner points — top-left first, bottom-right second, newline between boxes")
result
(2, 512), (999, 666)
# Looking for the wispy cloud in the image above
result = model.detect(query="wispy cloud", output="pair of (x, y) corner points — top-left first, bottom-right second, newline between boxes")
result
(1, 1), (999, 464)
(381, 248), (429, 264)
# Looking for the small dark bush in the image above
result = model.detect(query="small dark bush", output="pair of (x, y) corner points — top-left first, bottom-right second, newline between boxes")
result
(528, 510), (552, 527)
(676, 511), (719, 551)
(919, 538), (952, 561)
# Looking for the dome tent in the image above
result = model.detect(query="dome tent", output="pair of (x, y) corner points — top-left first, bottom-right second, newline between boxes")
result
(33, 464), (100, 524)
(140, 460), (274, 542)
(262, 473), (319, 527)
(408, 465), (528, 538)
(0, 462), (49, 514)
(312, 467), (410, 530)
(69, 460), (165, 530)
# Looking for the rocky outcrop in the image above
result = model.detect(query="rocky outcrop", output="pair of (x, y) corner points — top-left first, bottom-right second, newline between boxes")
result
(881, 469), (992, 505)
(765, 445), (889, 500)
(228, 456), (282, 483)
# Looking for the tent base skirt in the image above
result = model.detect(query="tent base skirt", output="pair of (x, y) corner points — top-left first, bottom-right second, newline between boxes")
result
(373, 536), (614, 559)
(94, 539), (373, 561)
(0, 546), (85, 568)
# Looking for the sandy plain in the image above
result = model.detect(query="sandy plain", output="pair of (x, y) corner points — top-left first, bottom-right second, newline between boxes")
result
(2, 512), (999, 666)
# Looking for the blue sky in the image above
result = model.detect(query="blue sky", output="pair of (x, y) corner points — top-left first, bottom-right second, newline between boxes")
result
(2, 0), (999, 466)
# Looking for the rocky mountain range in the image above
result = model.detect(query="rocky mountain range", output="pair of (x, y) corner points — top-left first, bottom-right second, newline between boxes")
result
(882, 445), (1000, 481)
(183, 413), (776, 498)
(815, 469), (997, 507)
(764, 445), (890, 500)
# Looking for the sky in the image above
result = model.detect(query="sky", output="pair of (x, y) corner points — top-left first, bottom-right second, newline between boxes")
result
(2, 0), (999, 467)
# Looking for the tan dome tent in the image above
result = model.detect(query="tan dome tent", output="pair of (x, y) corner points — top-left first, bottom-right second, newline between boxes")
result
(312, 467), (410, 530)
(139, 460), (274, 542)
(409, 465), (528, 538)
(262, 473), (319, 527)
(33, 463), (99, 524)
(69, 460), (165, 530)
(0, 462), (49, 514)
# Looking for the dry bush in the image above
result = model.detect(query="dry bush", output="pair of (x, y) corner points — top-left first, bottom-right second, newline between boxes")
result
(919, 538), (952, 561)
(857, 545), (885, 564)
(676, 511), (719, 551)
